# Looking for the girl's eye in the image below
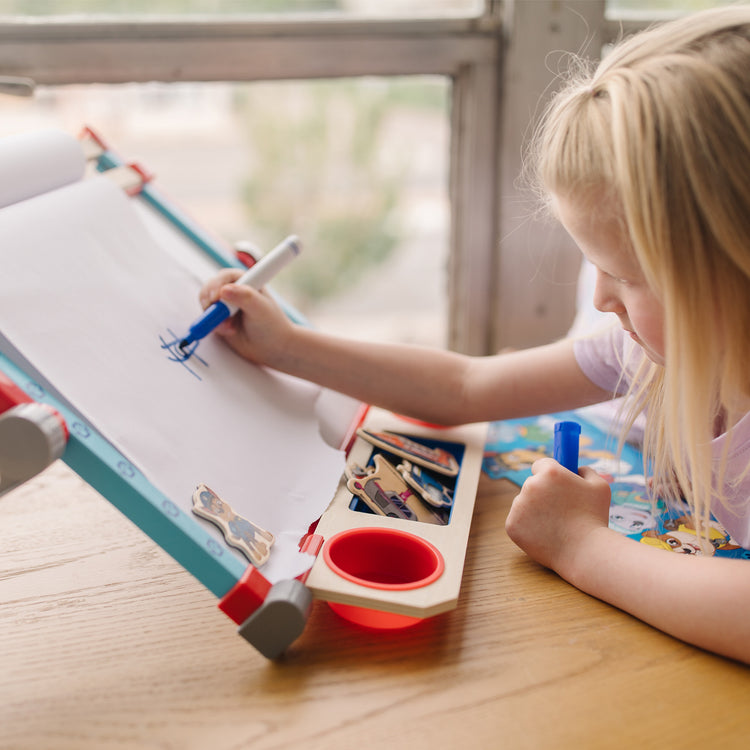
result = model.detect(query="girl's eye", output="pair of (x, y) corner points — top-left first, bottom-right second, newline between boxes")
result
(609, 273), (631, 285)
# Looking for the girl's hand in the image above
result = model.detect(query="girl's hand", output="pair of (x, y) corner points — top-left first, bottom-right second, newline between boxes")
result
(197, 269), (297, 367)
(505, 458), (612, 579)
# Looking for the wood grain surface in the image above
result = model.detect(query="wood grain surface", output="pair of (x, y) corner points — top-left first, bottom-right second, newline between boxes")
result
(2, 462), (749, 750)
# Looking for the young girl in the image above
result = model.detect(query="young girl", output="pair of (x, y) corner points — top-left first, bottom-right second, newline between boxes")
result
(198, 6), (750, 664)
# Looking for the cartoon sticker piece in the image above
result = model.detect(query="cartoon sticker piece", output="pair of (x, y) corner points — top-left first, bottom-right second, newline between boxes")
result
(191, 483), (275, 566)
(346, 454), (448, 525)
(397, 460), (454, 508)
(356, 428), (459, 476)
(346, 470), (415, 522)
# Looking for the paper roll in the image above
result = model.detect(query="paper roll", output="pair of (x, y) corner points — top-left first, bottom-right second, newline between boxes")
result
(0, 130), (85, 210)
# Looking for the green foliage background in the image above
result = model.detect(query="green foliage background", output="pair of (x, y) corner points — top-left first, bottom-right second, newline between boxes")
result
(237, 78), (446, 309)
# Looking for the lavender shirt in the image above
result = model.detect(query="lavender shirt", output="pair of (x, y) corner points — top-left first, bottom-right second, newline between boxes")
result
(574, 325), (750, 549)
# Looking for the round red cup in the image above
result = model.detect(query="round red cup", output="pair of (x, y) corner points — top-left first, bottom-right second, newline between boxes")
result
(322, 527), (444, 629)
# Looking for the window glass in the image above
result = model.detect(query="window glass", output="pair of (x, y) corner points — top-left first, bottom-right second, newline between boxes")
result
(608, 0), (732, 14)
(0, 0), (482, 19)
(0, 78), (449, 346)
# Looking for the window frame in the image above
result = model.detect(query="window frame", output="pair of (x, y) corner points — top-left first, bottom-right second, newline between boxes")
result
(0, 1), (667, 354)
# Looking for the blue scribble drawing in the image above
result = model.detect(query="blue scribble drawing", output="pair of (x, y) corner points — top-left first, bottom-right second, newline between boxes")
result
(159, 329), (208, 381)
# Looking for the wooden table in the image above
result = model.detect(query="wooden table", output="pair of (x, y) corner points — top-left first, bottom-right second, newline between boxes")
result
(2, 462), (749, 750)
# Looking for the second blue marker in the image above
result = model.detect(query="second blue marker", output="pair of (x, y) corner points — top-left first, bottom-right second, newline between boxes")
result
(553, 420), (581, 473)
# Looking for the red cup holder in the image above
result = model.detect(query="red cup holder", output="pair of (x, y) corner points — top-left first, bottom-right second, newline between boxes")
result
(323, 527), (444, 590)
(322, 527), (445, 629)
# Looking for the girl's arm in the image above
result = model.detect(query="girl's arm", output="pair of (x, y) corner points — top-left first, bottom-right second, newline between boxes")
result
(207, 274), (610, 425)
(506, 459), (750, 664)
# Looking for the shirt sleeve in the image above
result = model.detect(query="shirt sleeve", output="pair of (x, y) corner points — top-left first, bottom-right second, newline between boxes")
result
(573, 324), (641, 397)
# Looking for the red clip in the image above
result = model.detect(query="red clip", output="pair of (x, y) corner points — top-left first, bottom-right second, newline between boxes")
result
(235, 251), (256, 268)
(299, 533), (324, 557)
(235, 249), (258, 269)
(0, 371), (31, 415)
(342, 402), (371, 455)
(122, 162), (154, 197)
(218, 565), (272, 625)
(79, 125), (109, 150)
(296, 532), (325, 584)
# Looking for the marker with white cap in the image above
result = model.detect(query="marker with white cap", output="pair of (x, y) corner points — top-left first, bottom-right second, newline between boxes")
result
(178, 235), (301, 351)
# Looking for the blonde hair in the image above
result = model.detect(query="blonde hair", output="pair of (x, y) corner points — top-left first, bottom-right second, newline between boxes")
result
(531, 6), (750, 535)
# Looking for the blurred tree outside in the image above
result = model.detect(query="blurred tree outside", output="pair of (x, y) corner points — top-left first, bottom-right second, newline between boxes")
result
(236, 78), (448, 312)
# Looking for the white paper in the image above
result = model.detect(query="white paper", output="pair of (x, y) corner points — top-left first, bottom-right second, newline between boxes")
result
(0, 175), (345, 582)
(0, 130), (85, 209)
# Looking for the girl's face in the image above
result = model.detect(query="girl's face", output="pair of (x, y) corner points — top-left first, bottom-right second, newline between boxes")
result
(555, 194), (666, 365)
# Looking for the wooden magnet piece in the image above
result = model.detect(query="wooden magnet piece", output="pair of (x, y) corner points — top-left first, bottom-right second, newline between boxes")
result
(347, 454), (447, 525)
(356, 428), (459, 476)
(346, 460), (415, 521)
(191, 483), (274, 567)
(397, 460), (454, 508)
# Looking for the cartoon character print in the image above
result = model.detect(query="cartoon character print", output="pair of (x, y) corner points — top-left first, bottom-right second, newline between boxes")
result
(640, 515), (742, 556)
(483, 426), (624, 480)
(483, 420), (554, 478)
(485, 446), (548, 474)
(608, 476), (660, 536)
(191, 483), (274, 566)
(610, 504), (659, 535)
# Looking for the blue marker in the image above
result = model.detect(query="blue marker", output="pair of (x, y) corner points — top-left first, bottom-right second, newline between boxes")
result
(553, 420), (581, 473)
(178, 235), (301, 350)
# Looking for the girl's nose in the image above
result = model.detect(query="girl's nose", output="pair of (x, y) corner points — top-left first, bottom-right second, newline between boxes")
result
(592, 270), (624, 314)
